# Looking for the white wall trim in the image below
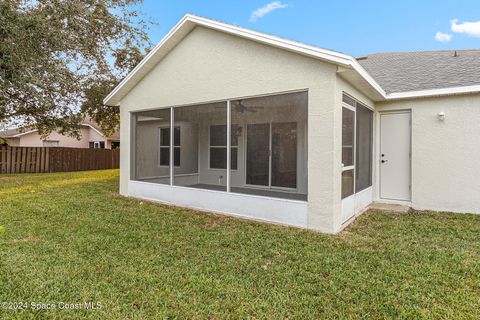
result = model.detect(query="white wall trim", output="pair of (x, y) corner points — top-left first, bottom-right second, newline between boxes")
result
(128, 180), (308, 228)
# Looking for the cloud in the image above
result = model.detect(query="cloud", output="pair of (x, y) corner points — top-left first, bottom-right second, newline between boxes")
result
(450, 19), (480, 37)
(435, 31), (452, 43)
(249, 1), (288, 23)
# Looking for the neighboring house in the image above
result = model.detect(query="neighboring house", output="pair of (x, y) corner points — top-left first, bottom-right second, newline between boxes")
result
(103, 14), (480, 234)
(0, 118), (120, 149)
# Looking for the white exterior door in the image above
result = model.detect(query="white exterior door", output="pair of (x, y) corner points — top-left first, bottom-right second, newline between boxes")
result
(380, 112), (411, 201)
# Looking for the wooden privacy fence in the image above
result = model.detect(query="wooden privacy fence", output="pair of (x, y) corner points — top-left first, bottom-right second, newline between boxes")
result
(0, 146), (120, 174)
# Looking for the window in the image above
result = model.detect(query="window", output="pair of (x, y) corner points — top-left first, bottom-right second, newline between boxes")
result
(159, 127), (180, 166)
(89, 141), (105, 149)
(209, 124), (238, 170)
(111, 141), (120, 149)
(43, 140), (59, 147)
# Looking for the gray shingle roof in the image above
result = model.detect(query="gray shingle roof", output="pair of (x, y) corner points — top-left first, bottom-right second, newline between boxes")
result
(357, 50), (480, 94)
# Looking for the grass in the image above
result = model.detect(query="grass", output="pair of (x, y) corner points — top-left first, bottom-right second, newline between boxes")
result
(0, 170), (479, 319)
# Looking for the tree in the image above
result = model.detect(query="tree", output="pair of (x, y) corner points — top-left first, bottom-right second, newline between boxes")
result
(0, 0), (151, 137)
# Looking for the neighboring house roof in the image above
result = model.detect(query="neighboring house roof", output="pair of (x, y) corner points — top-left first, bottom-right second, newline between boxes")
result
(104, 14), (480, 104)
(0, 118), (119, 140)
(357, 50), (480, 94)
(0, 128), (37, 138)
(0, 128), (21, 138)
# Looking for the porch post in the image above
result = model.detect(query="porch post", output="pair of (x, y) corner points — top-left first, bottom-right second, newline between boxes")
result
(226, 100), (231, 192)
(170, 107), (174, 186)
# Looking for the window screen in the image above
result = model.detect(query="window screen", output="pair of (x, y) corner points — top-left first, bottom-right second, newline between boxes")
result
(342, 108), (355, 167)
(355, 104), (373, 192)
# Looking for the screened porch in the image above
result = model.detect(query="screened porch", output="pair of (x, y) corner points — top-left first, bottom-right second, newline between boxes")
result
(131, 91), (308, 201)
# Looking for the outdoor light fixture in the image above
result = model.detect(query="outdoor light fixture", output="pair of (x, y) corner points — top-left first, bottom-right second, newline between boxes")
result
(438, 112), (446, 121)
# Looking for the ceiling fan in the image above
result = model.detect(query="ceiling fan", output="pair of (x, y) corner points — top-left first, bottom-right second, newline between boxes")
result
(232, 100), (264, 113)
(215, 100), (264, 113)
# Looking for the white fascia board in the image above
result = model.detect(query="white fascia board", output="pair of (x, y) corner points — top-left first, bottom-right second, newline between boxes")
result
(386, 84), (480, 100)
(81, 123), (106, 137)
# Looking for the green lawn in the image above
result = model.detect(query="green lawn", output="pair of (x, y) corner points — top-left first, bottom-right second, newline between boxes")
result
(0, 170), (479, 319)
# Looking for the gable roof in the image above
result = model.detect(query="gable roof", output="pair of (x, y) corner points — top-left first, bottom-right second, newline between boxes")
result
(103, 14), (386, 105)
(104, 14), (480, 104)
(357, 50), (480, 94)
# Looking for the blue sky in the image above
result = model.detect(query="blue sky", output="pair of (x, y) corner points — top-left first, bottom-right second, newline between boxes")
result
(139, 0), (480, 56)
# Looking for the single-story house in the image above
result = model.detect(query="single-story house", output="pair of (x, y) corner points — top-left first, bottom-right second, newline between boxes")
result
(0, 118), (120, 149)
(104, 14), (480, 234)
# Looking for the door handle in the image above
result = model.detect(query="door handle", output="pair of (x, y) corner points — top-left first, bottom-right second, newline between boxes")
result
(381, 160), (388, 163)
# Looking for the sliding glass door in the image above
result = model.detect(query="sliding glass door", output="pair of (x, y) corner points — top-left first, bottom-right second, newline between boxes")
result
(246, 122), (297, 189)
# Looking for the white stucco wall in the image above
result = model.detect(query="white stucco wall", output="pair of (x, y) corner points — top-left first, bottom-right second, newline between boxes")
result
(119, 26), (340, 232)
(377, 93), (480, 214)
